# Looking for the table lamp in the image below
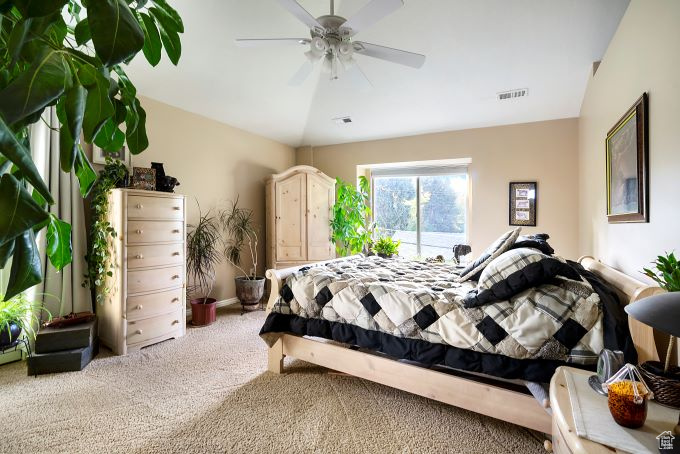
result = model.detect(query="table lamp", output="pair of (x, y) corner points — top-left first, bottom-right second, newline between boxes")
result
(625, 292), (680, 435)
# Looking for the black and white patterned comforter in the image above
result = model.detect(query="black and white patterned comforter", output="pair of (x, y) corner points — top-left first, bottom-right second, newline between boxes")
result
(260, 256), (631, 381)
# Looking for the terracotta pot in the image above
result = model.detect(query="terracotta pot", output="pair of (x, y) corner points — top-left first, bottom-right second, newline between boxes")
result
(0, 322), (22, 347)
(235, 277), (265, 311)
(190, 297), (217, 326)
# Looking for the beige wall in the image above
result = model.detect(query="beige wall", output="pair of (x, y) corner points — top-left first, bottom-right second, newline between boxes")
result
(297, 118), (580, 258)
(132, 97), (295, 302)
(578, 0), (680, 278)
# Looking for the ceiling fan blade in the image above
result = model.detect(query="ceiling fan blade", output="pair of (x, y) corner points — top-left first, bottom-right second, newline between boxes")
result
(235, 38), (310, 47)
(353, 41), (425, 69)
(343, 61), (373, 91)
(277, 0), (324, 32)
(289, 60), (315, 86)
(341, 0), (404, 35)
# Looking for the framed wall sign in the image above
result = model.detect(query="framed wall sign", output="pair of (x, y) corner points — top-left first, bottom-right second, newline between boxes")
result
(606, 93), (649, 223)
(509, 182), (537, 226)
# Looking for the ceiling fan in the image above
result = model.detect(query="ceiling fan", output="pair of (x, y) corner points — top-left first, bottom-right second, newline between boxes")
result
(235, 0), (426, 87)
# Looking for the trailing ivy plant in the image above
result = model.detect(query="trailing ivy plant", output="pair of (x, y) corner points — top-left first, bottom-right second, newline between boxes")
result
(82, 158), (127, 303)
(330, 176), (374, 256)
(0, 0), (184, 300)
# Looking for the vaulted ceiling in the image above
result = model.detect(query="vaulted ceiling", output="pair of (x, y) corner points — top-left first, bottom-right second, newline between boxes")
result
(127, 0), (629, 147)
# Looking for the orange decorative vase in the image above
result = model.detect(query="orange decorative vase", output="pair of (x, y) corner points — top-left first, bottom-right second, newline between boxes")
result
(607, 380), (649, 428)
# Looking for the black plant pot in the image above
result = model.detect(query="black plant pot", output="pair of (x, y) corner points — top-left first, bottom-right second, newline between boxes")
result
(0, 322), (22, 348)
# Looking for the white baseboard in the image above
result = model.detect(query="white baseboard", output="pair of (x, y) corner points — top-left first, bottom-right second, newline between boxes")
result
(186, 297), (239, 319)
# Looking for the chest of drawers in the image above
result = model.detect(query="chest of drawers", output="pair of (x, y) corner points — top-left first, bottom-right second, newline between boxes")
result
(96, 189), (187, 355)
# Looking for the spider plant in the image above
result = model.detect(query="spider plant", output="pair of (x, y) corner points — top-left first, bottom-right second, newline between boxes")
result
(186, 206), (222, 304)
(0, 293), (51, 345)
(221, 197), (260, 280)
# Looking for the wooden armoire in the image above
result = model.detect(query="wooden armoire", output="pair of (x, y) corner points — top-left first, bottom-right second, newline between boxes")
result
(265, 166), (335, 270)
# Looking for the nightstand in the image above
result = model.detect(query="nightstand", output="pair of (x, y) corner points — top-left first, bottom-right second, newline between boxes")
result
(549, 366), (625, 454)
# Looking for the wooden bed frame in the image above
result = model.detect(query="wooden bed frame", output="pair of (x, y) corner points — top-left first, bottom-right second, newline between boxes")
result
(264, 255), (663, 435)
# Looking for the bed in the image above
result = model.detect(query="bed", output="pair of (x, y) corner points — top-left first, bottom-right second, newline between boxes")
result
(261, 253), (662, 435)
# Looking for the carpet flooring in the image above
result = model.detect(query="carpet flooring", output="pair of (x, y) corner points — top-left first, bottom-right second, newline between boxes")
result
(0, 306), (546, 453)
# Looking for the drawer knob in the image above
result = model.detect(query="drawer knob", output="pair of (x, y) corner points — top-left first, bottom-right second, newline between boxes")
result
(135, 229), (143, 234)
(135, 329), (143, 335)
(171, 297), (179, 303)
(136, 204), (143, 209)
(172, 252), (180, 256)
(172, 275), (180, 279)
(172, 229), (180, 233)
(172, 320), (180, 325)
(136, 305), (143, 310)
(135, 254), (144, 259)
(173, 206), (181, 211)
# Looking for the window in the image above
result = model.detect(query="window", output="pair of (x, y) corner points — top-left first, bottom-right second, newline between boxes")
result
(372, 166), (468, 260)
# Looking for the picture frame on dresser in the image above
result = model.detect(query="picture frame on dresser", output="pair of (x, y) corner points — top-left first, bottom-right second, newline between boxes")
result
(606, 93), (649, 223)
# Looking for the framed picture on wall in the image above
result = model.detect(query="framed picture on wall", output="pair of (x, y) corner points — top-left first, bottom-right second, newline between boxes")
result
(606, 93), (649, 223)
(92, 145), (131, 168)
(509, 181), (537, 226)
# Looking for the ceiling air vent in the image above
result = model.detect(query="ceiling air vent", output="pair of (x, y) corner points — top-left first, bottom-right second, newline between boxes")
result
(333, 116), (353, 126)
(497, 88), (528, 101)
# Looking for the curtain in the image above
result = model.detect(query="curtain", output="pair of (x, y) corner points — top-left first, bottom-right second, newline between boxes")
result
(28, 108), (92, 317)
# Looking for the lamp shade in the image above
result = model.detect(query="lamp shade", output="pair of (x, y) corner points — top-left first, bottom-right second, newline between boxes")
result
(625, 292), (680, 337)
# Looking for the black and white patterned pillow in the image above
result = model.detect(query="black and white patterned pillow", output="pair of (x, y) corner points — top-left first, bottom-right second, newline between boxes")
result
(456, 227), (522, 283)
(463, 248), (581, 308)
(509, 233), (555, 255)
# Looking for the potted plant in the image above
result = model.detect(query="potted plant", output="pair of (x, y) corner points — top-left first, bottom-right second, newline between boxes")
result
(186, 207), (222, 326)
(636, 252), (680, 407)
(372, 236), (401, 258)
(330, 176), (374, 256)
(0, 293), (51, 348)
(221, 198), (265, 312)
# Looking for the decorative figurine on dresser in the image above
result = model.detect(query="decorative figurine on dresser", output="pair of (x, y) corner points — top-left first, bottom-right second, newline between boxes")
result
(265, 166), (336, 270)
(96, 189), (187, 355)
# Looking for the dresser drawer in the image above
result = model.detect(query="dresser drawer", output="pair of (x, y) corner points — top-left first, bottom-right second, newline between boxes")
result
(128, 265), (183, 294)
(127, 195), (184, 220)
(127, 220), (184, 244)
(126, 288), (183, 321)
(127, 244), (184, 269)
(126, 310), (182, 346)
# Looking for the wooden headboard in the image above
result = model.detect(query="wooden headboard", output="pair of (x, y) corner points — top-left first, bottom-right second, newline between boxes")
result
(579, 256), (665, 363)
(265, 255), (665, 363)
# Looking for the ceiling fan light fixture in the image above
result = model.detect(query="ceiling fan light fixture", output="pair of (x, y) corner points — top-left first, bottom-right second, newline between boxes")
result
(338, 42), (353, 57)
(311, 37), (329, 53)
(242, 0), (423, 87)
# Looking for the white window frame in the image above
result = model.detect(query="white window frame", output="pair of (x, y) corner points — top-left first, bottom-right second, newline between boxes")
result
(370, 163), (470, 257)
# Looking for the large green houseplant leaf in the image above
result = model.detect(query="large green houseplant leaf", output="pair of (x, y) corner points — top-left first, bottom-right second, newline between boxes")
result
(330, 176), (374, 256)
(0, 0), (184, 299)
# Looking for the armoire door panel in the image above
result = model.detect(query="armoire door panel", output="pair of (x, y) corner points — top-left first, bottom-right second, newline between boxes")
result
(275, 173), (306, 261)
(306, 173), (334, 261)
